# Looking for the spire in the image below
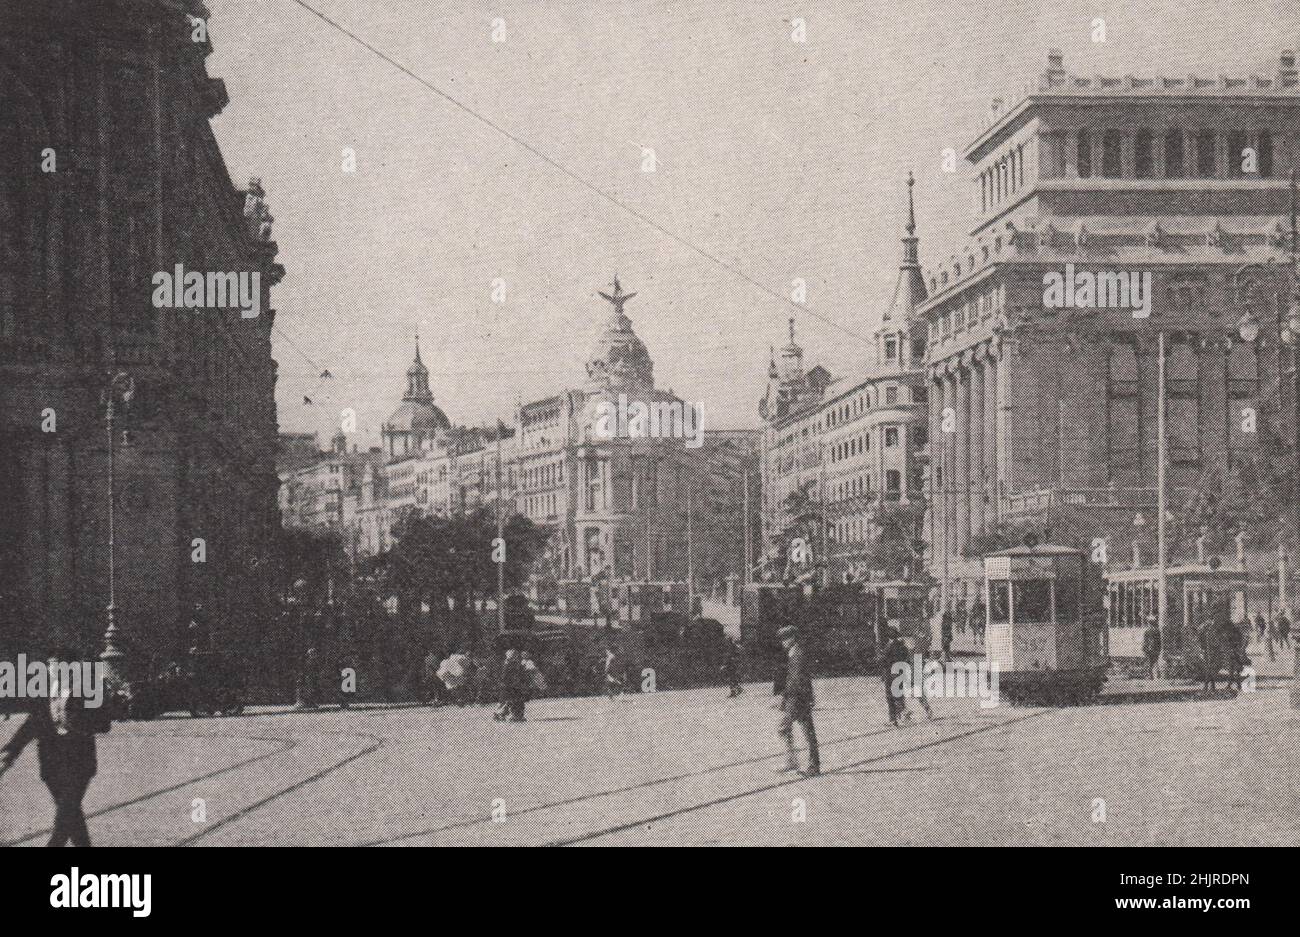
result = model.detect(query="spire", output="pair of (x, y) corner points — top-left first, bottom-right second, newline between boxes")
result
(768, 345), (778, 378)
(905, 171), (916, 237)
(882, 173), (927, 325)
(405, 332), (432, 401)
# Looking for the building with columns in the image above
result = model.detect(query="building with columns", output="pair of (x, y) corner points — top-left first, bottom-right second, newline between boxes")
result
(921, 48), (1300, 618)
(0, 0), (283, 667)
(759, 178), (930, 583)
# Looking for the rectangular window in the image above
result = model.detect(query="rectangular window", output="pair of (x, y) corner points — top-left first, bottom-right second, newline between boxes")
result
(1165, 129), (1185, 178)
(885, 386), (898, 405)
(1076, 130), (1092, 179)
(885, 338), (897, 361)
(1102, 130), (1122, 178)
(884, 427), (899, 447)
(1227, 131), (1248, 178)
(1134, 129), (1153, 178)
(1195, 130), (1216, 177)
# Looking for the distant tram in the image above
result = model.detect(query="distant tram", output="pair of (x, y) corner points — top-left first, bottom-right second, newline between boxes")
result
(741, 580), (927, 678)
(982, 542), (1108, 704)
(1104, 559), (1251, 677)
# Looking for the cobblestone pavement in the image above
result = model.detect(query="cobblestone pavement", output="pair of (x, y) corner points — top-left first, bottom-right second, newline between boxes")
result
(2, 674), (1296, 847)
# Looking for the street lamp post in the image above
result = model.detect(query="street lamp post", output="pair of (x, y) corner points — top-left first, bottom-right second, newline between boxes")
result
(1235, 168), (1300, 707)
(100, 371), (135, 690)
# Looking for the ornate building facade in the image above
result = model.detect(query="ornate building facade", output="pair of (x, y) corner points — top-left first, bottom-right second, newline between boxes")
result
(759, 179), (931, 583)
(0, 0), (283, 666)
(921, 49), (1300, 617)
(285, 279), (759, 597)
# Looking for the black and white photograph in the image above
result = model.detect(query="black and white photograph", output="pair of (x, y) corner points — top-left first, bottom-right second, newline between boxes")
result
(0, 0), (1296, 911)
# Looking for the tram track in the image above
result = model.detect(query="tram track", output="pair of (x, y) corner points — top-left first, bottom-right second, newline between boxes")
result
(0, 732), (299, 848)
(3, 701), (1049, 848)
(354, 719), (914, 847)
(543, 709), (1050, 846)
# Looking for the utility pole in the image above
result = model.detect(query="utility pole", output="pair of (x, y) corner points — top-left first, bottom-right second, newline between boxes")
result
(496, 422), (505, 634)
(1156, 330), (1168, 666)
(742, 466), (751, 585)
(686, 473), (694, 613)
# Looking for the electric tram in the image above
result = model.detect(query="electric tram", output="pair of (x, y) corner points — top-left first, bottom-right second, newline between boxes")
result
(1104, 557), (1251, 677)
(982, 540), (1108, 703)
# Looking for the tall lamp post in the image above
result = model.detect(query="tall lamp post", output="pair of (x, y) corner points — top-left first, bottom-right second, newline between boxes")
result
(101, 371), (135, 688)
(1234, 168), (1300, 706)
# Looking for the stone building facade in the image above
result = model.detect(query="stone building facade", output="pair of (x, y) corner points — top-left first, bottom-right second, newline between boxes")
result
(0, 0), (283, 666)
(759, 179), (931, 583)
(921, 48), (1300, 617)
(286, 279), (758, 597)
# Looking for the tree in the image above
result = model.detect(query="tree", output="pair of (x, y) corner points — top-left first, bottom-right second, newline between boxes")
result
(859, 501), (927, 580)
(769, 480), (822, 581)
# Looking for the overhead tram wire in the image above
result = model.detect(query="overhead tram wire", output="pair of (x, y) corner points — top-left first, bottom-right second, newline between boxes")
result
(280, 0), (876, 349)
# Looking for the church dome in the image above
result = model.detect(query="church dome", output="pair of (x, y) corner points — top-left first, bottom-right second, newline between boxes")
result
(383, 337), (452, 448)
(385, 398), (451, 433)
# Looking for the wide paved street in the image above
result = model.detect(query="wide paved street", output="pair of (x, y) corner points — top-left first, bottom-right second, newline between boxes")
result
(2, 673), (1297, 847)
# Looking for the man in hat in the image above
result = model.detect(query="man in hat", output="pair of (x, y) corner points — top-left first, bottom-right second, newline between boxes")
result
(775, 625), (819, 777)
(0, 646), (112, 847)
(880, 626), (911, 726)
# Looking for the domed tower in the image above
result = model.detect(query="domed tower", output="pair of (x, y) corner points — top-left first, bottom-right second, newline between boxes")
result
(584, 276), (654, 394)
(382, 335), (451, 461)
(874, 172), (929, 374)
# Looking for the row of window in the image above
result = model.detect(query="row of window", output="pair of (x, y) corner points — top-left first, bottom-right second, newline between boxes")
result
(1052, 127), (1274, 181)
(979, 142), (1029, 213)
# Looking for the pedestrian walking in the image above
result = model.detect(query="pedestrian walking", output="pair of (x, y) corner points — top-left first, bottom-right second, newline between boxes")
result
(1197, 616), (1221, 693)
(1279, 610), (1292, 649)
(939, 610), (954, 661)
(774, 626), (819, 777)
(880, 626), (911, 726)
(1254, 612), (1267, 644)
(1267, 615), (1279, 662)
(0, 648), (113, 847)
(970, 597), (987, 646)
(495, 650), (528, 722)
(721, 639), (744, 697)
(1142, 614), (1162, 680)
(603, 646), (625, 699)
(905, 625), (935, 720)
(1222, 617), (1248, 693)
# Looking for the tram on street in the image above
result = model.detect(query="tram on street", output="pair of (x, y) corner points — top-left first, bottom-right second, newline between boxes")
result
(982, 541), (1108, 704)
(740, 579), (928, 678)
(1104, 559), (1251, 677)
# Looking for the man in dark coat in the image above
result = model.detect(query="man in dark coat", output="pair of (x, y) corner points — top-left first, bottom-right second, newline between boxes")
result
(1197, 616), (1221, 693)
(0, 652), (112, 847)
(1142, 615), (1162, 680)
(940, 610), (954, 661)
(496, 650), (528, 722)
(880, 627), (911, 726)
(775, 626), (819, 776)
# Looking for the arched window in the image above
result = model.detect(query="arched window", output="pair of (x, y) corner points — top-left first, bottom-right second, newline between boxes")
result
(1258, 128), (1274, 178)
(1077, 130), (1092, 178)
(1134, 129), (1153, 178)
(1164, 128), (1185, 178)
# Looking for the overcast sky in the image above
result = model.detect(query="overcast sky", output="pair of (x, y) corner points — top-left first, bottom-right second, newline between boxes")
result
(207, 0), (1293, 446)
